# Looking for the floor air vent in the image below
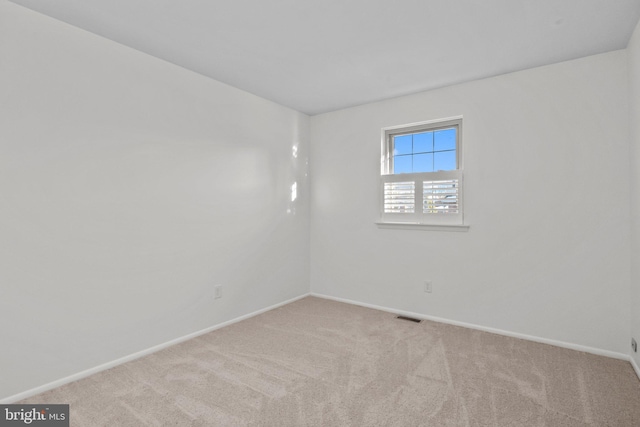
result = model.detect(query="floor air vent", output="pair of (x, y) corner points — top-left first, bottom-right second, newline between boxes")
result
(396, 315), (422, 323)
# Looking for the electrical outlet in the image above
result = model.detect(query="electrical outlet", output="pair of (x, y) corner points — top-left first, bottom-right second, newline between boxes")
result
(424, 281), (432, 293)
(214, 285), (222, 299)
(633, 338), (637, 353)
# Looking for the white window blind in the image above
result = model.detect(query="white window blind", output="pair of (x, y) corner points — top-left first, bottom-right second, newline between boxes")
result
(423, 179), (459, 214)
(383, 181), (415, 213)
(380, 171), (462, 224)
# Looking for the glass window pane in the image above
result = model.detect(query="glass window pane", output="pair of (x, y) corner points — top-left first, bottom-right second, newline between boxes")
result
(434, 150), (456, 171)
(393, 135), (412, 155)
(413, 153), (433, 173)
(413, 132), (433, 153)
(434, 128), (456, 151)
(393, 155), (412, 174)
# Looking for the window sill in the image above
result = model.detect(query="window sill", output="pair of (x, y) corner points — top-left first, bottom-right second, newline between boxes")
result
(375, 222), (470, 232)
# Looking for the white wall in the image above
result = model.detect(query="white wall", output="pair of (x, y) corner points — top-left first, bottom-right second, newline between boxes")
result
(0, 1), (309, 400)
(310, 50), (631, 355)
(629, 19), (640, 370)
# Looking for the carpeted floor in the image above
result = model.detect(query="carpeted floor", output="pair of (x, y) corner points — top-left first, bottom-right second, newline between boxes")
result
(20, 297), (640, 426)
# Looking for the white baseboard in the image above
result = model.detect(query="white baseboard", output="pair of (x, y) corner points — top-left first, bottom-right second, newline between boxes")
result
(310, 292), (630, 361)
(631, 356), (640, 381)
(1, 293), (310, 404)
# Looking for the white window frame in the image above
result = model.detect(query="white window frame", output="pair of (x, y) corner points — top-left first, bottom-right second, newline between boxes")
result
(378, 116), (466, 229)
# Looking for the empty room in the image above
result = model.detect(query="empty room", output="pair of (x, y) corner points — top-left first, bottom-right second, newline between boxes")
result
(2, 0), (640, 425)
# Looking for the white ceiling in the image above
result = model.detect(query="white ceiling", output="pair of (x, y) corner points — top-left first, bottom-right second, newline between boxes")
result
(9, 0), (640, 115)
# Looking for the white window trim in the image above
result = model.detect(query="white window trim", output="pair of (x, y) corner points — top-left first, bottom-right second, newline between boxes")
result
(378, 116), (468, 230)
(374, 222), (470, 232)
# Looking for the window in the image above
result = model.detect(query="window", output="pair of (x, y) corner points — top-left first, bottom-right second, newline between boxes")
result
(380, 117), (464, 227)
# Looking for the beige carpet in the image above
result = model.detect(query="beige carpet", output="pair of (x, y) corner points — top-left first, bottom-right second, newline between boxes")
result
(20, 297), (640, 426)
